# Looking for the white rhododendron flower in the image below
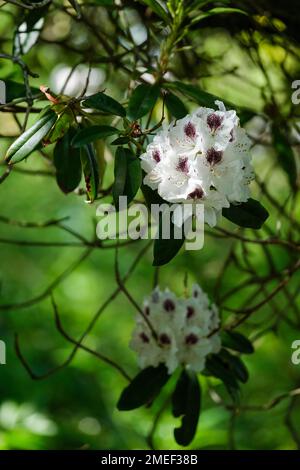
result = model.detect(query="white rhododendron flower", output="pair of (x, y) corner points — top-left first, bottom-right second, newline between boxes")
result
(130, 284), (221, 374)
(141, 101), (254, 227)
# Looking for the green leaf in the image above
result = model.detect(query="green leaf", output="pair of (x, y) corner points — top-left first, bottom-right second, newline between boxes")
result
(205, 354), (240, 403)
(72, 125), (119, 148)
(13, 7), (48, 56)
(172, 370), (201, 446)
(4, 79), (41, 103)
(222, 198), (269, 229)
(112, 147), (142, 209)
(127, 84), (160, 121)
(53, 128), (82, 194)
(165, 92), (188, 119)
(80, 143), (100, 202)
(46, 107), (75, 144)
(272, 126), (297, 190)
(117, 364), (169, 411)
(153, 214), (185, 266)
(5, 109), (57, 164)
(138, 0), (170, 23)
(191, 7), (248, 25)
(165, 81), (225, 109)
(221, 331), (254, 354)
(219, 349), (249, 384)
(82, 92), (126, 117)
(111, 136), (130, 145)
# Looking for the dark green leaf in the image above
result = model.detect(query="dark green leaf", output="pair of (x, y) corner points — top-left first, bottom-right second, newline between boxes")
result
(5, 109), (57, 164)
(272, 126), (297, 190)
(72, 125), (119, 148)
(172, 370), (201, 446)
(205, 354), (240, 403)
(80, 143), (99, 203)
(53, 128), (82, 194)
(117, 364), (169, 411)
(219, 349), (249, 383)
(165, 92), (188, 119)
(112, 147), (142, 209)
(222, 198), (269, 229)
(82, 92), (126, 117)
(46, 107), (74, 144)
(13, 6), (48, 56)
(191, 7), (248, 25)
(153, 213), (185, 266)
(165, 81), (225, 109)
(4, 79), (41, 103)
(139, 0), (170, 23)
(127, 84), (160, 120)
(221, 331), (254, 354)
(111, 136), (130, 145)
(94, 0), (116, 5)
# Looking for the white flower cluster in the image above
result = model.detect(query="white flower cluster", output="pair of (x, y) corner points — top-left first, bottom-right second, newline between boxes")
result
(130, 284), (221, 374)
(141, 101), (254, 227)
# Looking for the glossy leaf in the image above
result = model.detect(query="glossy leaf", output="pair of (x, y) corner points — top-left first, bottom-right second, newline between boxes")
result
(153, 214), (185, 266)
(53, 128), (82, 194)
(117, 364), (169, 411)
(5, 109), (57, 164)
(13, 7), (48, 56)
(205, 354), (240, 403)
(80, 143), (99, 203)
(46, 107), (74, 144)
(172, 370), (201, 446)
(72, 125), (119, 148)
(127, 84), (160, 120)
(219, 349), (249, 384)
(165, 92), (188, 119)
(221, 331), (254, 354)
(112, 147), (142, 209)
(222, 198), (269, 229)
(82, 92), (126, 117)
(4, 80), (41, 103)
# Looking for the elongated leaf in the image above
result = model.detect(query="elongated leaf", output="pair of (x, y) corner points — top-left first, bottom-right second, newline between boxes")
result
(5, 109), (57, 164)
(221, 331), (254, 354)
(46, 107), (74, 144)
(139, 0), (169, 23)
(80, 144), (99, 202)
(13, 3), (49, 56)
(219, 349), (249, 384)
(127, 84), (160, 120)
(72, 125), (119, 148)
(172, 370), (201, 446)
(82, 92), (126, 117)
(117, 364), (169, 411)
(205, 354), (240, 403)
(53, 128), (82, 194)
(191, 7), (248, 25)
(165, 92), (188, 119)
(112, 147), (142, 208)
(222, 198), (269, 229)
(4, 80), (41, 103)
(165, 81), (224, 109)
(111, 136), (130, 145)
(153, 214), (185, 266)
(272, 126), (297, 190)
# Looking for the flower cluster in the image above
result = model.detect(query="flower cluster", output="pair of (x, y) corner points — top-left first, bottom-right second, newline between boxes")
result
(141, 101), (254, 227)
(130, 284), (221, 374)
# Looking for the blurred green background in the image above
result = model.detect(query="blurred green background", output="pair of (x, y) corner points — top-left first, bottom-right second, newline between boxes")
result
(0, 0), (300, 450)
